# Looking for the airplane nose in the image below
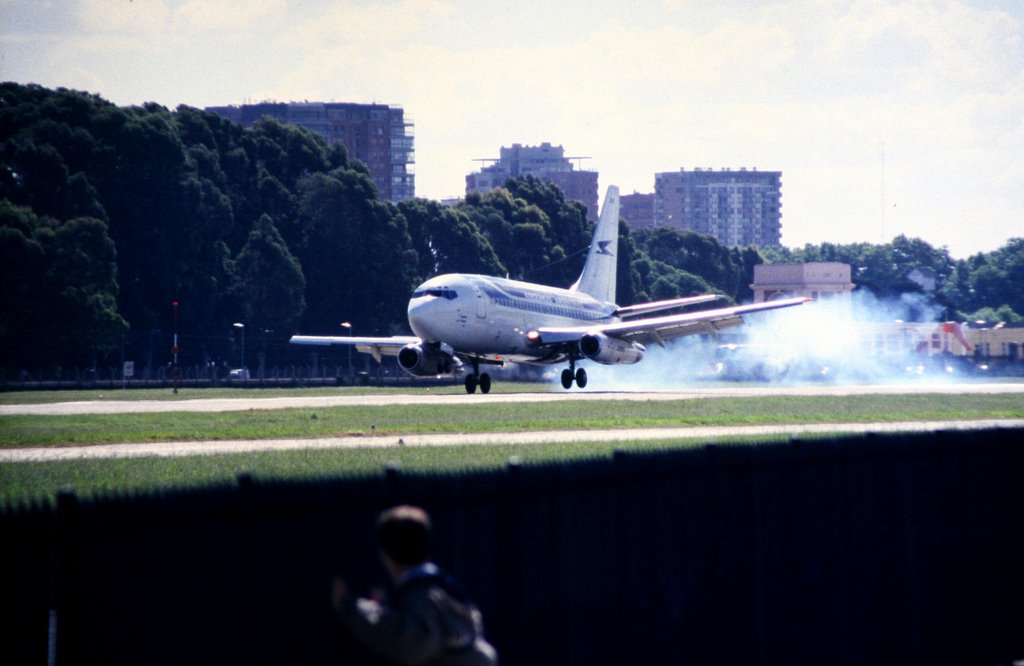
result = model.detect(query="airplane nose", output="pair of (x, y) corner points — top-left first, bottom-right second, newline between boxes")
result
(407, 297), (440, 339)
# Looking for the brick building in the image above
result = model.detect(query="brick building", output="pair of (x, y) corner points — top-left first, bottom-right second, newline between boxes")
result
(620, 191), (656, 229)
(466, 143), (599, 220)
(205, 101), (414, 202)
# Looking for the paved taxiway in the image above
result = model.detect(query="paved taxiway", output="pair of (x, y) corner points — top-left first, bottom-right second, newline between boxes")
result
(2, 382), (1023, 416)
(2, 382), (1021, 462)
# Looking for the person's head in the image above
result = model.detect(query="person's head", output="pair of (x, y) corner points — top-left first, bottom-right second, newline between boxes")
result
(376, 505), (432, 573)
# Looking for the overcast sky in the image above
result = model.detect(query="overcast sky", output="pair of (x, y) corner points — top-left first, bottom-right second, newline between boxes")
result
(2, 0), (1022, 257)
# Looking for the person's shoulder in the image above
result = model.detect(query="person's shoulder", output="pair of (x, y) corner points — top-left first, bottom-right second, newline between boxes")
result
(398, 564), (459, 594)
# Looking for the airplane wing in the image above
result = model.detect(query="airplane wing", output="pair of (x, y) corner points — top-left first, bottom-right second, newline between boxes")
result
(290, 335), (419, 363)
(531, 297), (811, 349)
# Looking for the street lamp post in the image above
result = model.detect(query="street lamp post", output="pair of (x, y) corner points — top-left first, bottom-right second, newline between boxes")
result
(233, 322), (246, 379)
(341, 322), (353, 378)
(172, 301), (180, 394)
(260, 329), (272, 381)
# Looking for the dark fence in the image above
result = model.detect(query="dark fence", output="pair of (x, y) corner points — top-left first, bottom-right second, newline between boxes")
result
(2, 428), (1022, 665)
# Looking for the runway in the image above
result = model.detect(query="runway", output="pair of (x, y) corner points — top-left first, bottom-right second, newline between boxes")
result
(2, 381), (1023, 415)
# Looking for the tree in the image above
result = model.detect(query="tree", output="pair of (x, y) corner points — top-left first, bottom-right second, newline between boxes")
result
(632, 228), (741, 302)
(229, 215), (306, 334)
(43, 216), (128, 366)
(638, 258), (716, 301)
(295, 170), (418, 335)
(965, 305), (1024, 326)
(0, 202), (47, 369)
(398, 198), (504, 280)
(760, 236), (1023, 322)
(504, 175), (591, 285)
(0, 82), (412, 370)
(0, 201), (126, 371)
(615, 221), (644, 306)
(969, 238), (1024, 319)
(736, 246), (763, 303)
(941, 260), (973, 315)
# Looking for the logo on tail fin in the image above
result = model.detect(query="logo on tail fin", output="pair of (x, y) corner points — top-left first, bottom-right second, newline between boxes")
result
(570, 185), (620, 304)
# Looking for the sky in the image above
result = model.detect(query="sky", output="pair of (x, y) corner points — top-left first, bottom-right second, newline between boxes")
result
(2, 0), (1022, 257)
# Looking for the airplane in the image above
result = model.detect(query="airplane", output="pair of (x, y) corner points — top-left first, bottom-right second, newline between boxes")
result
(290, 186), (809, 393)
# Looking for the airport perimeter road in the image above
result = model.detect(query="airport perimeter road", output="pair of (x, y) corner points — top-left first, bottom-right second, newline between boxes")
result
(2, 382), (1024, 416)
(2, 418), (1022, 462)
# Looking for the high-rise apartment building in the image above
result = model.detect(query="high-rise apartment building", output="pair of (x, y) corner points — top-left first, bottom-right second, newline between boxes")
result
(205, 102), (415, 202)
(620, 191), (656, 229)
(654, 168), (782, 247)
(466, 143), (599, 220)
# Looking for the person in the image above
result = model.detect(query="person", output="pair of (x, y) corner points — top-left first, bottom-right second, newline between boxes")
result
(331, 505), (498, 665)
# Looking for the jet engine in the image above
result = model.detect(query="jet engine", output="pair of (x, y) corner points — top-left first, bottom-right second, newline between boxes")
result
(397, 343), (455, 376)
(579, 333), (645, 365)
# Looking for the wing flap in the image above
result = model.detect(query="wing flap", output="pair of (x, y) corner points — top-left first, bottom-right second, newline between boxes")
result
(627, 315), (745, 346)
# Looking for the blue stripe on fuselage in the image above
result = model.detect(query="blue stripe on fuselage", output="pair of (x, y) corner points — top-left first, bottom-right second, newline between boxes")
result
(469, 276), (614, 323)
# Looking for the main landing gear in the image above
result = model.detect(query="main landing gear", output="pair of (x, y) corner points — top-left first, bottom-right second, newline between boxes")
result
(464, 372), (491, 394)
(560, 358), (588, 390)
(464, 359), (492, 394)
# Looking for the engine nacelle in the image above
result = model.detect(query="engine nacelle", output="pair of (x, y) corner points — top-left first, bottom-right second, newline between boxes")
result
(397, 344), (455, 376)
(579, 333), (645, 365)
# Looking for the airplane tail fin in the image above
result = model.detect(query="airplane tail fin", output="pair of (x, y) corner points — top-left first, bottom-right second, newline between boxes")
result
(571, 185), (620, 304)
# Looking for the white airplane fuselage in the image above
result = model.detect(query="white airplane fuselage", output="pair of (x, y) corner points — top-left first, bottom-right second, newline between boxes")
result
(408, 273), (617, 363)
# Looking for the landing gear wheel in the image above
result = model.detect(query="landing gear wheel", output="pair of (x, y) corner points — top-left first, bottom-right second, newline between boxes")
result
(465, 374), (478, 394)
(575, 368), (588, 389)
(561, 368), (574, 390)
(479, 373), (491, 394)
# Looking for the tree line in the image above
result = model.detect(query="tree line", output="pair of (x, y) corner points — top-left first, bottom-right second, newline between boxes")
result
(1, 83), (1020, 375)
(761, 237), (1024, 325)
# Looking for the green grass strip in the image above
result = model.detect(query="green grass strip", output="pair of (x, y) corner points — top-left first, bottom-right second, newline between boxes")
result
(2, 390), (1022, 505)
(1, 433), (818, 505)
(2, 394), (1023, 448)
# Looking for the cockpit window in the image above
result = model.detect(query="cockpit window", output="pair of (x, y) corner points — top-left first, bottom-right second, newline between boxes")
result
(412, 288), (458, 300)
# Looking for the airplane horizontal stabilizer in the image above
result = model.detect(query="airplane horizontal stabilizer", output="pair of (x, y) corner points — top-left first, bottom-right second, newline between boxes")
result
(614, 294), (720, 318)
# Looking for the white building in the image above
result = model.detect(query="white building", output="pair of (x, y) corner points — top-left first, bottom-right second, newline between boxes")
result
(751, 263), (855, 304)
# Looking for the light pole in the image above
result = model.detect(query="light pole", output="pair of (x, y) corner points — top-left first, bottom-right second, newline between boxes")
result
(233, 322), (245, 379)
(341, 322), (353, 377)
(260, 329), (272, 381)
(172, 301), (180, 394)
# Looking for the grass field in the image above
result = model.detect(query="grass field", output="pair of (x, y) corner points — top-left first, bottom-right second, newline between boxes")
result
(0, 433), (809, 506)
(2, 393), (1023, 448)
(1, 385), (1022, 504)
